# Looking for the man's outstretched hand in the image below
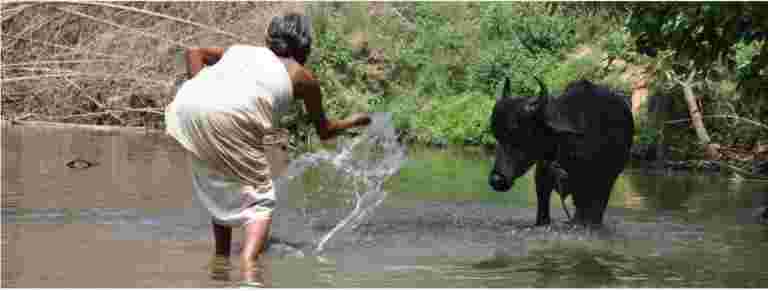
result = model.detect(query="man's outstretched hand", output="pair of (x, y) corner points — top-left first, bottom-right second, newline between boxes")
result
(343, 113), (372, 128)
(331, 113), (371, 132)
(319, 113), (372, 141)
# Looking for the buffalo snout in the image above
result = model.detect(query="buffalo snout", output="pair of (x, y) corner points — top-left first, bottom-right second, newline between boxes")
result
(489, 170), (512, 192)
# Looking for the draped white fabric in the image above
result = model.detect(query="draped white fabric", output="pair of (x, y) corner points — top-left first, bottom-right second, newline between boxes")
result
(164, 45), (293, 226)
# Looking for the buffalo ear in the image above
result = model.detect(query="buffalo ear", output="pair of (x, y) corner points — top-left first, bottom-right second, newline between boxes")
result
(496, 77), (512, 101)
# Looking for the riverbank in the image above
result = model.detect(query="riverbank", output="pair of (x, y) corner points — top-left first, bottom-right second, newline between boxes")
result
(4, 119), (766, 182)
(630, 139), (768, 179)
(1, 119), (165, 135)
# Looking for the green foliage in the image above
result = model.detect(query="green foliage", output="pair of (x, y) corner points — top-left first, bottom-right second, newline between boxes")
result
(624, 3), (768, 75)
(557, 3), (768, 150)
(373, 2), (588, 145)
(733, 40), (763, 81)
(621, 3), (768, 152)
(634, 121), (662, 148)
(544, 53), (603, 92)
(301, 2), (642, 148)
(602, 28), (636, 66)
(393, 3), (474, 97)
(469, 3), (578, 96)
(277, 4), (376, 151)
(701, 80), (768, 147)
(412, 92), (496, 145)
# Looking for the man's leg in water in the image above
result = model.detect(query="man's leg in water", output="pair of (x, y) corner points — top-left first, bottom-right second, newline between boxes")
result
(241, 217), (271, 284)
(208, 220), (234, 281)
(212, 220), (232, 256)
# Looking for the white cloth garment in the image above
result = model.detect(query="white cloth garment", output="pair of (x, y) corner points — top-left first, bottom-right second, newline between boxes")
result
(165, 45), (293, 226)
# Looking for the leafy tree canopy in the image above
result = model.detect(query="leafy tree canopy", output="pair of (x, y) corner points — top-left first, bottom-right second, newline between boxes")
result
(560, 2), (767, 79)
(631, 3), (766, 76)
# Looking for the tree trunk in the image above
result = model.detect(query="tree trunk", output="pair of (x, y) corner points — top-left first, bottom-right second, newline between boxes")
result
(667, 70), (721, 159)
(631, 77), (649, 116)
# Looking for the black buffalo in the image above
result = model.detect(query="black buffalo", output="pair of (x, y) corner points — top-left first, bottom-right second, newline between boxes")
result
(488, 78), (634, 226)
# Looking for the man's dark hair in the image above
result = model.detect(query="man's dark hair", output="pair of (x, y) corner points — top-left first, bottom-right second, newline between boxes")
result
(266, 13), (313, 65)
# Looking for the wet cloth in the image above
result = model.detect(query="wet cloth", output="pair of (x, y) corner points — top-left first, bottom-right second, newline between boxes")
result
(165, 45), (293, 226)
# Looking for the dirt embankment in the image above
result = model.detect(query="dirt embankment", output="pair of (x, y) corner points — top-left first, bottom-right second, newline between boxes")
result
(2, 2), (304, 128)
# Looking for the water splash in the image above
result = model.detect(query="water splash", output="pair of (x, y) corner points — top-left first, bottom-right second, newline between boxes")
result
(276, 112), (407, 253)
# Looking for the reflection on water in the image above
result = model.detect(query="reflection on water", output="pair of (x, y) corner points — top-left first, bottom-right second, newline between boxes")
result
(2, 123), (768, 287)
(207, 256), (233, 282)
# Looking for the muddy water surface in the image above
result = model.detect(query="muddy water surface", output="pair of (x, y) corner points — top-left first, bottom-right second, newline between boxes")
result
(2, 124), (767, 287)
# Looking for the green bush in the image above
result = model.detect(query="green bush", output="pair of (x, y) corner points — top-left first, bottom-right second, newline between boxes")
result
(415, 92), (496, 145)
(299, 2), (632, 148)
(734, 41), (762, 81)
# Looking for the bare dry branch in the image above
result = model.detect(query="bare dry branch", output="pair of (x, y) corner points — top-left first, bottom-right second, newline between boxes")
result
(3, 9), (64, 49)
(2, 34), (129, 59)
(55, 107), (164, 121)
(665, 114), (768, 131)
(56, 6), (189, 48)
(0, 3), (40, 23)
(665, 71), (681, 85)
(2, 120), (166, 134)
(61, 77), (104, 107)
(2, 59), (121, 68)
(57, 1), (250, 43)
(12, 113), (36, 122)
(3, 72), (171, 88)
(119, 107), (164, 114)
(3, 2), (304, 129)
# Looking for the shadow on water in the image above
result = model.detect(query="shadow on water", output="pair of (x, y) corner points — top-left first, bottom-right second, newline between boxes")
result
(2, 123), (768, 287)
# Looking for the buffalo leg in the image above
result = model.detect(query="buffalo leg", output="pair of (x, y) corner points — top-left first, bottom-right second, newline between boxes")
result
(534, 163), (555, 226)
(572, 198), (588, 225)
(588, 175), (618, 226)
(571, 179), (589, 225)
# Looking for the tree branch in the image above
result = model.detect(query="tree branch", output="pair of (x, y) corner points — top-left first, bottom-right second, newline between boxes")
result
(56, 1), (249, 43)
(0, 3), (41, 23)
(665, 114), (768, 131)
(56, 7), (189, 48)
(1, 33), (129, 59)
(2, 59), (120, 68)
(61, 76), (127, 125)
(55, 107), (164, 121)
(3, 71), (171, 88)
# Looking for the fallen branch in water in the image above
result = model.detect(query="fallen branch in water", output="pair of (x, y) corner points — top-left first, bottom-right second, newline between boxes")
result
(665, 114), (768, 131)
(55, 108), (164, 121)
(11, 113), (36, 122)
(712, 160), (768, 182)
(2, 120), (166, 134)
(6, 108), (164, 124)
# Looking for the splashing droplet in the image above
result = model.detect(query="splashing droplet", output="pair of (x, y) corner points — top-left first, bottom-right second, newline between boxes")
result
(276, 112), (407, 253)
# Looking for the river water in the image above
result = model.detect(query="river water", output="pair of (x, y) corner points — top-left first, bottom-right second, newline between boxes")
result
(2, 123), (767, 287)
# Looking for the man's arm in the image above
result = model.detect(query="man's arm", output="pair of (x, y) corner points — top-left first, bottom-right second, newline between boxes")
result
(185, 47), (226, 78)
(292, 68), (370, 140)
